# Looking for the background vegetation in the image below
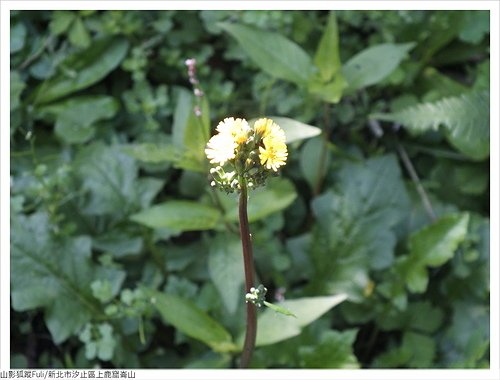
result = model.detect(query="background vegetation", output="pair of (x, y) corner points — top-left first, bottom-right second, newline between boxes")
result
(10, 10), (490, 368)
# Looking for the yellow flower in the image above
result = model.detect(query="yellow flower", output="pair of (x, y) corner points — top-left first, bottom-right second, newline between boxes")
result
(216, 117), (250, 145)
(259, 135), (288, 171)
(254, 118), (285, 142)
(205, 133), (237, 165)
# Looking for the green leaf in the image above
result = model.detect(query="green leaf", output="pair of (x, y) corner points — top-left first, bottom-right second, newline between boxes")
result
(52, 96), (119, 144)
(49, 11), (76, 35)
(10, 71), (25, 112)
(238, 294), (346, 347)
(75, 142), (163, 215)
(32, 36), (129, 104)
(300, 137), (330, 191)
(223, 177), (297, 223)
(314, 12), (342, 82)
(68, 17), (91, 49)
(398, 213), (469, 293)
(342, 42), (415, 92)
(150, 290), (236, 352)
(11, 213), (125, 343)
(263, 301), (296, 318)
(131, 200), (221, 231)
(122, 143), (176, 163)
(10, 21), (27, 54)
(219, 22), (313, 85)
(208, 233), (244, 314)
(261, 117), (321, 143)
(299, 329), (359, 368)
(171, 88), (209, 172)
(371, 91), (489, 161)
(459, 11), (490, 44)
(310, 155), (410, 299)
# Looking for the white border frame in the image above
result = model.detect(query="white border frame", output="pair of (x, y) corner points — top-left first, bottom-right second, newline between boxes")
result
(1, 2), (498, 380)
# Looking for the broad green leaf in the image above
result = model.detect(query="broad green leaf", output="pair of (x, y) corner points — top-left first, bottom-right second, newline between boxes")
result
(32, 36), (129, 104)
(371, 91), (489, 161)
(11, 213), (125, 343)
(261, 117), (321, 143)
(219, 22), (313, 85)
(10, 21), (27, 54)
(314, 12), (342, 82)
(223, 177), (297, 223)
(131, 200), (221, 231)
(342, 42), (415, 92)
(75, 142), (163, 215)
(122, 143), (176, 163)
(299, 329), (359, 368)
(300, 137), (330, 191)
(398, 213), (469, 293)
(150, 290), (236, 352)
(310, 155), (410, 299)
(208, 233), (244, 314)
(53, 96), (119, 144)
(263, 301), (296, 318)
(237, 294), (347, 347)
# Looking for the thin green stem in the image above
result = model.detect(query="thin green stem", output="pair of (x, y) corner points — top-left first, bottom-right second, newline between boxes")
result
(238, 180), (257, 368)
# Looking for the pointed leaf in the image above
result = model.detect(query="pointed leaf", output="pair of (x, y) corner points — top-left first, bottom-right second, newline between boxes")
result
(219, 22), (313, 85)
(131, 201), (221, 231)
(237, 294), (347, 347)
(314, 11), (342, 82)
(150, 290), (236, 353)
(342, 42), (415, 92)
(32, 36), (129, 104)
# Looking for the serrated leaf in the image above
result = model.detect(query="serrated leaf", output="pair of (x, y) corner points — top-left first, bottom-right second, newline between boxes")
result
(32, 36), (129, 104)
(150, 290), (236, 353)
(314, 12), (342, 82)
(11, 213), (125, 343)
(223, 177), (297, 223)
(219, 22), (313, 85)
(371, 91), (489, 160)
(208, 233), (244, 314)
(310, 155), (410, 299)
(342, 42), (415, 92)
(237, 294), (346, 347)
(131, 201), (221, 231)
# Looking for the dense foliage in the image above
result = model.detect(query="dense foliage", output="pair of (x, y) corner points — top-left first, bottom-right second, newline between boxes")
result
(10, 10), (490, 369)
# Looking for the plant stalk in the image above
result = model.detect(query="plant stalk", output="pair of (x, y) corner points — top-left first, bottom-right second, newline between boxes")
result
(238, 181), (257, 368)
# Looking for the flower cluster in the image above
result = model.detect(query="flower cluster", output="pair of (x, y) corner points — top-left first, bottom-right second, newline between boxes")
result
(245, 285), (268, 307)
(205, 117), (288, 192)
